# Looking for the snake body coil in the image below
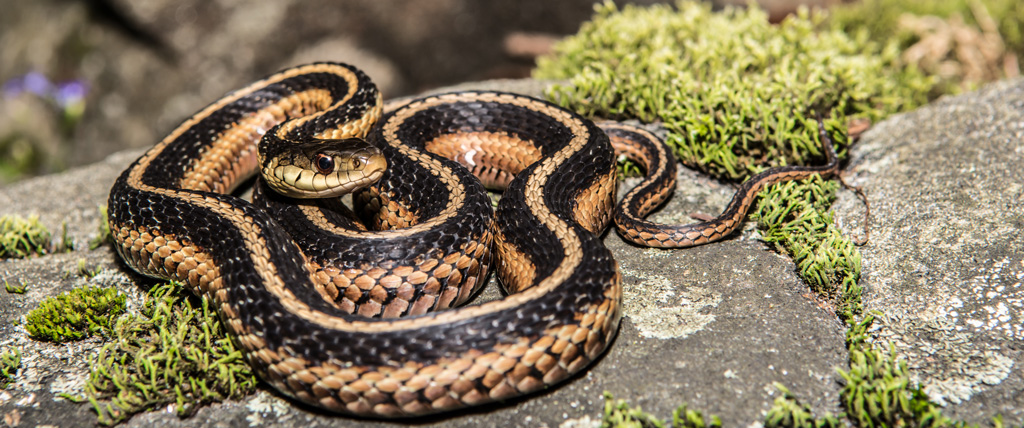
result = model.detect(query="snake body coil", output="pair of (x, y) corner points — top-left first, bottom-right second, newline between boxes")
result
(108, 62), (837, 417)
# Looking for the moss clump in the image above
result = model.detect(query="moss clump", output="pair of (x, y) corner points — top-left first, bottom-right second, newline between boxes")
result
(75, 282), (256, 426)
(1, 214), (53, 258)
(671, 404), (722, 428)
(0, 348), (20, 388)
(57, 221), (73, 253)
(4, 280), (27, 294)
(70, 258), (103, 279)
(601, 392), (721, 428)
(752, 171), (862, 321)
(25, 285), (127, 342)
(838, 314), (951, 427)
(89, 206), (111, 250)
(764, 383), (840, 428)
(602, 392), (665, 428)
(0, 215), (73, 257)
(536, 0), (931, 181)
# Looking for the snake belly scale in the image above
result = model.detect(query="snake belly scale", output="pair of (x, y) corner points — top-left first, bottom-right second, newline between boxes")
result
(108, 62), (838, 417)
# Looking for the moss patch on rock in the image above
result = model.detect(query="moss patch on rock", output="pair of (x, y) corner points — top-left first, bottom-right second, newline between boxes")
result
(0, 214), (73, 258)
(752, 172), (862, 321)
(535, 0), (932, 181)
(839, 314), (954, 427)
(25, 285), (126, 342)
(72, 281), (257, 426)
(4, 279), (27, 294)
(89, 206), (112, 250)
(601, 392), (722, 428)
(764, 383), (841, 428)
(0, 347), (21, 388)
(1, 214), (53, 258)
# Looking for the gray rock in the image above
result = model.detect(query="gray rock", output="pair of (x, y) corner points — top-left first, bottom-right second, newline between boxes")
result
(833, 78), (1024, 422)
(3, 77), (1020, 426)
(0, 79), (846, 426)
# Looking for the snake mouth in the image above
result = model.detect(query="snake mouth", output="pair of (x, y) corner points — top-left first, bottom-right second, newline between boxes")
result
(263, 139), (387, 199)
(342, 166), (385, 195)
(270, 160), (386, 199)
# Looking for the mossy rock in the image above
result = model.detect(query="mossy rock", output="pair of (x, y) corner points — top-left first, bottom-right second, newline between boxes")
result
(535, 0), (933, 181)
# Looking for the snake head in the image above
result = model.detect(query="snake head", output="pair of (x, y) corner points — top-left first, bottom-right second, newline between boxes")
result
(261, 137), (387, 199)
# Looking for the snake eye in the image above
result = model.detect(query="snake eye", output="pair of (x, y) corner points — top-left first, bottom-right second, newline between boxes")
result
(314, 154), (334, 174)
(351, 157), (364, 170)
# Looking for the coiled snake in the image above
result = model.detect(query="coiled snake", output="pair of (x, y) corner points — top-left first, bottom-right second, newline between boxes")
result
(107, 62), (838, 417)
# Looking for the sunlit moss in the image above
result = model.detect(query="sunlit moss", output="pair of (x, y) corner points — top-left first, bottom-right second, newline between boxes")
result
(0, 214), (52, 258)
(752, 172), (862, 321)
(0, 348), (20, 388)
(70, 258), (103, 279)
(0, 214), (73, 257)
(839, 314), (951, 427)
(24, 285), (126, 342)
(764, 383), (840, 428)
(4, 280), (27, 294)
(88, 206), (111, 250)
(601, 392), (721, 428)
(536, 0), (931, 181)
(68, 282), (257, 426)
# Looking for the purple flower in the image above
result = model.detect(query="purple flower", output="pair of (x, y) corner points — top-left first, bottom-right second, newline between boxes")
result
(2, 72), (88, 110)
(54, 80), (88, 107)
(3, 71), (54, 97)
(23, 72), (53, 96)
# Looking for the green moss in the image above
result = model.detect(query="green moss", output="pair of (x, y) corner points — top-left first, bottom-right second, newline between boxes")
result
(671, 404), (722, 428)
(0, 214), (53, 258)
(89, 206), (111, 250)
(601, 392), (721, 428)
(4, 280), (27, 294)
(25, 285), (126, 342)
(73, 259), (103, 279)
(602, 392), (665, 428)
(56, 221), (73, 253)
(839, 0), (1024, 50)
(0, 347), (20, 388)
(837, 315), (1015, 427)
(838, 314), (952, 427)
(0, 215), (73, 257)
(536, 0), (932, 181)
(764, 383), (840, 428)
(751, 171), (862, 321)
(73, 282), (256, 425)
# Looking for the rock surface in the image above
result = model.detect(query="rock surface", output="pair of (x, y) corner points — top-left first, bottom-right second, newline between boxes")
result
(1, 77), (1021, 427)
(833, 78), (1024, 421)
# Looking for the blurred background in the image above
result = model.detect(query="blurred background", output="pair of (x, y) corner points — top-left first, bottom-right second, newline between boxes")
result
(0, 0), (878, 184)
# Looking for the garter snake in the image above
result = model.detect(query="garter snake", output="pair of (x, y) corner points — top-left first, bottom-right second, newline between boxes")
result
(107, 62), (838, 417)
